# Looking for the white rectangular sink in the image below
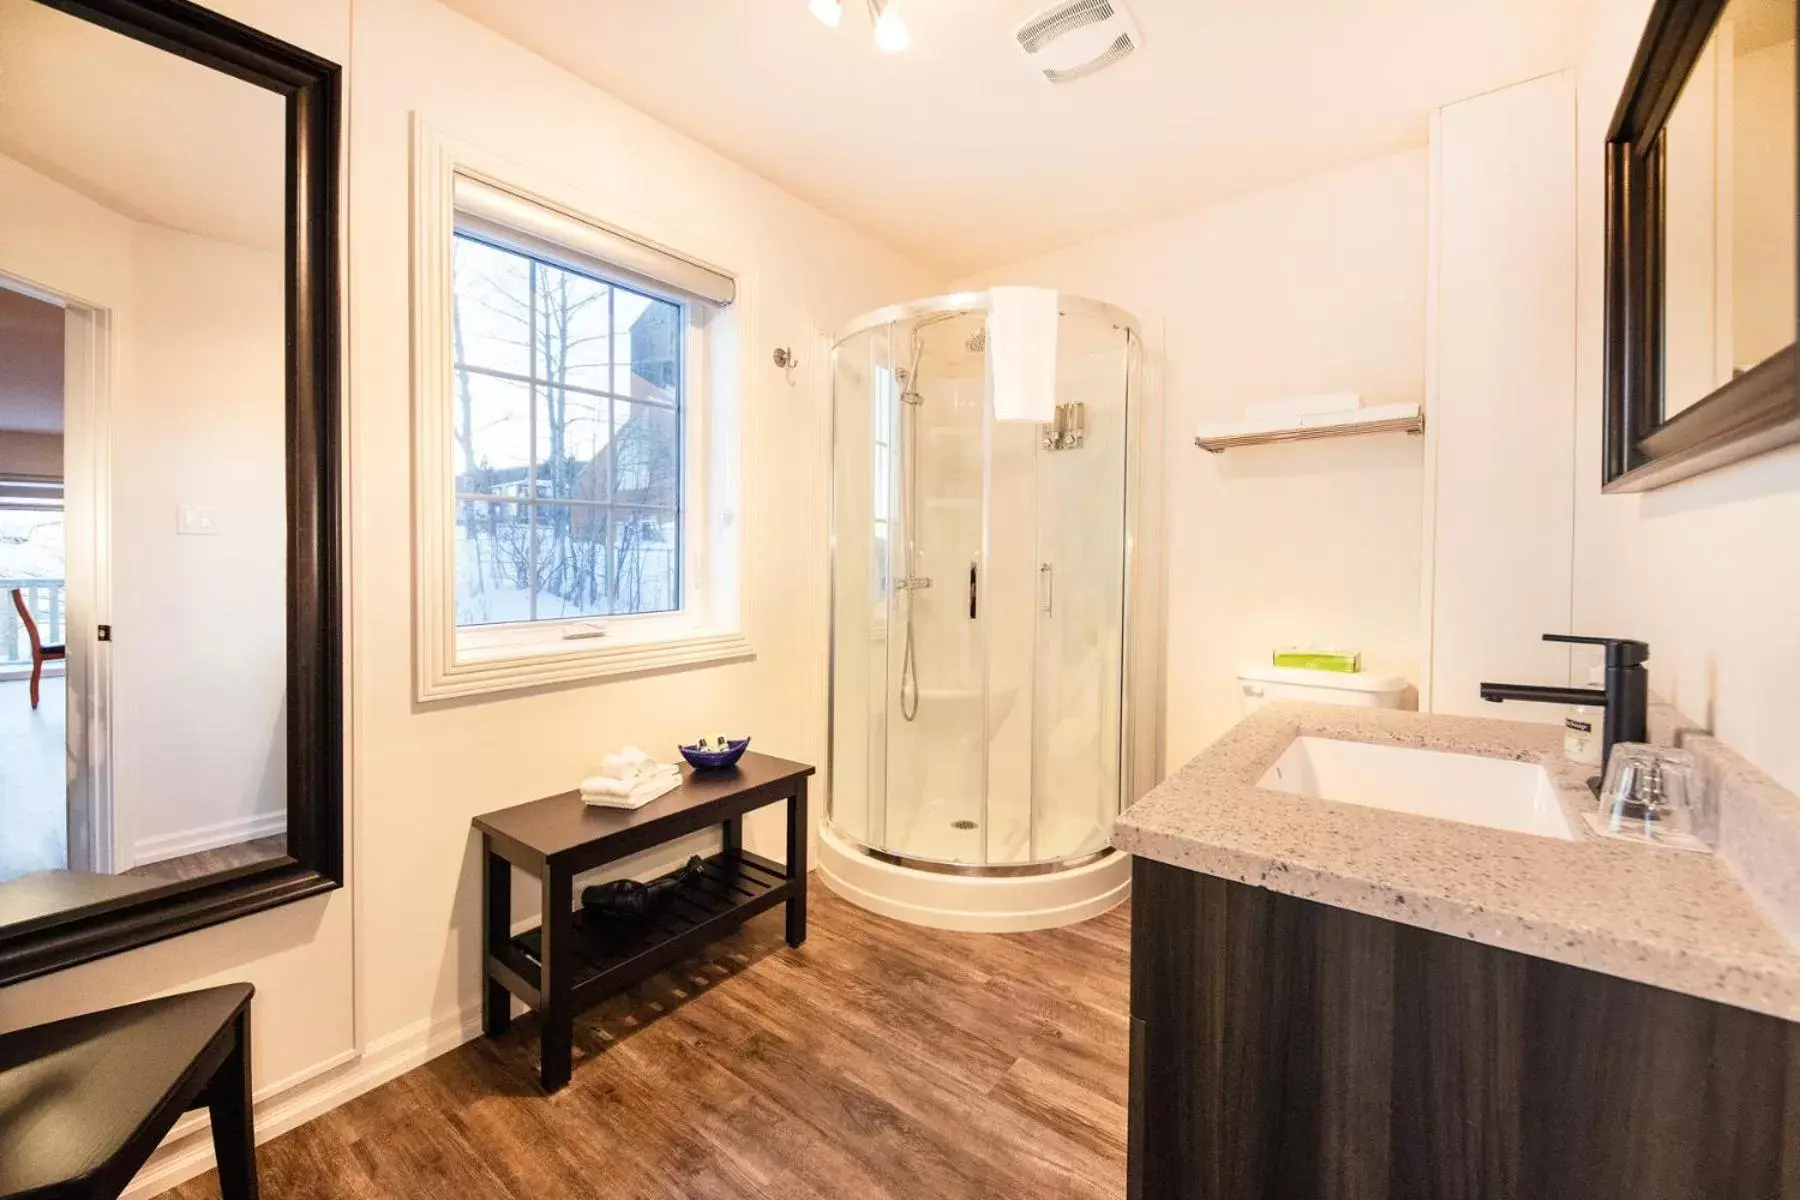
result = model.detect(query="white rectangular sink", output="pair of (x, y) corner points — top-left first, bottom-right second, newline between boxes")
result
(1256, 737), (1576, 841)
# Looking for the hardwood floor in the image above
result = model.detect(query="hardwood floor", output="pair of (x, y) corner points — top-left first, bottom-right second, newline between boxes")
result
(0, 675), (66, 882)
(163, 886), (1130, 1200)
(124, 834), (288, 884)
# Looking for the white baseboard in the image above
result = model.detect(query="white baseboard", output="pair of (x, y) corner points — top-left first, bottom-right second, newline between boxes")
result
(133, 810), (287, 867)
(122, 1000), (485, 1200)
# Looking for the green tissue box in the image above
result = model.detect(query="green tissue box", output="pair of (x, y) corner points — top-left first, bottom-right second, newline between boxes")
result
(1272, 649), (1362, 673)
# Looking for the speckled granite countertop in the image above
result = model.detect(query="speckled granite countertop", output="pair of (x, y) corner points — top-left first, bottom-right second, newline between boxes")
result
(1113, 704), (1800, 1022)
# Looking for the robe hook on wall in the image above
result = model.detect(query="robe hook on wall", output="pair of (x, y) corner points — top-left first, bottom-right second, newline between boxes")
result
(772, 346), (799, 386)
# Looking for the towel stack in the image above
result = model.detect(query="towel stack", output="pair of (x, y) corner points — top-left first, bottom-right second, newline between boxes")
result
(580, 746), (682, 810)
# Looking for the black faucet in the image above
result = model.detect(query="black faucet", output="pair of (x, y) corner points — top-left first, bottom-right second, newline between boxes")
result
(1479, 634), (1649, 779)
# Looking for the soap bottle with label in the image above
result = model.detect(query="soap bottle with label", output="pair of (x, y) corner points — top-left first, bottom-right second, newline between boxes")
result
(1564, 666), (1605, 768)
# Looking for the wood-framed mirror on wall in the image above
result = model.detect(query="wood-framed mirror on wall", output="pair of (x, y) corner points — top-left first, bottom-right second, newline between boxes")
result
(1605, 0), (1800, 491)
(0, 0), (341, 985)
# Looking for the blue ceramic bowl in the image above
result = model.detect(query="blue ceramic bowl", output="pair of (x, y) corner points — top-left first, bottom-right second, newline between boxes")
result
(679, 737), (750, 770)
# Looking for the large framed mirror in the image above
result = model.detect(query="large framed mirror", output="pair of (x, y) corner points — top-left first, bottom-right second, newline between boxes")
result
(1605, 0), (1800, 491)
(0, 0), (340, 984)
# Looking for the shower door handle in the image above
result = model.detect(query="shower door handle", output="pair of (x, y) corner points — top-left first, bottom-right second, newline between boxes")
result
(969, 560), (978, 620)
(1039, 562), (1054, 616)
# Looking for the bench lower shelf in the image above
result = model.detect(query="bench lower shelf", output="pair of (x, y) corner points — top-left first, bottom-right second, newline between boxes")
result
(490, 850), (792, 1011)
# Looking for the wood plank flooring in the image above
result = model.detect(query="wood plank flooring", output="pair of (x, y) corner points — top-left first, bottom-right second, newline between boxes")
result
(163, 886), (1130, 1200)
(124, 834), (288, 884)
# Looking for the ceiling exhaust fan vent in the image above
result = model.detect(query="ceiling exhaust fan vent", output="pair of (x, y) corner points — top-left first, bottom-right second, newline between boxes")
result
(1014, 0), (1141, 83)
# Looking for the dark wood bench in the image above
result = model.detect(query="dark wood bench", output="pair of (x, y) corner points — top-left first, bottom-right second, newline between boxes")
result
(473, 751), (813, 1092)
(0, 983), (257, 1200)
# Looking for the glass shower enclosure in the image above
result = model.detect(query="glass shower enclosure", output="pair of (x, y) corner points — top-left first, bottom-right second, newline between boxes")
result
(828, 293), (1139, 871)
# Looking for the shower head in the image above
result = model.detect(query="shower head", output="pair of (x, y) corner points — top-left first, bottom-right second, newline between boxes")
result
(966, 328), (987, 353)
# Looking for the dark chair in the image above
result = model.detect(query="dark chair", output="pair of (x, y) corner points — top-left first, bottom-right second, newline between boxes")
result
(9, 588), (65, 710)
(0, 983), (259, 1200)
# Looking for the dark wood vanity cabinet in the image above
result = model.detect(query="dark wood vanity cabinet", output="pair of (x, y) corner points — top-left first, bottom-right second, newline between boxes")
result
(1128, 858), (1800, 1200)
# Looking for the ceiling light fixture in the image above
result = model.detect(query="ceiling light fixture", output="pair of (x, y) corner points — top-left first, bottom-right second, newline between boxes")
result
(869, 0), (911, 52)
(811, 0), (909, 51)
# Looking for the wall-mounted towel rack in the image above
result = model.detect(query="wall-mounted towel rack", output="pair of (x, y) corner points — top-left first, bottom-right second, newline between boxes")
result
(1193, 402), (1424, 453)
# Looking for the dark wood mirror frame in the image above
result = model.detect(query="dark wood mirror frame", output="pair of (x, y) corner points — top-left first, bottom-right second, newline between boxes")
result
(0, 0), (342, 986)
(1605, 0), (1800, 492)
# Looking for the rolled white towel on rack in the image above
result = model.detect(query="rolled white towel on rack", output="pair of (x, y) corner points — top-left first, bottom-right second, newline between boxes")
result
(1243, 392), (1361, 422)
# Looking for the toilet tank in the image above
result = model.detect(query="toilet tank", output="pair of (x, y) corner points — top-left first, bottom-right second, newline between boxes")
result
(1237, 665), (1407, 714)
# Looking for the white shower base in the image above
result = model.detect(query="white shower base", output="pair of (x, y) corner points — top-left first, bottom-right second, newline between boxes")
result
(817, 822), (1131, 933)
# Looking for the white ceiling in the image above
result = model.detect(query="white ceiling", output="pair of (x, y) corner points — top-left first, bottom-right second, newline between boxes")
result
(0, 0), (285, 253)
(442, 0), (1592, 274)
(0, 286), (63, 436)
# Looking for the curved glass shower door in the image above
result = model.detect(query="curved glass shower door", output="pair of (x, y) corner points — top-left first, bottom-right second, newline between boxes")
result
(829, 296), (1133, 870)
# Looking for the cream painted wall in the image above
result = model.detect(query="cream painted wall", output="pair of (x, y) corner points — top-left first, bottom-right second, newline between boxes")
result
(348, 0), (930, 1054)
(115, 224), (286, 864)
(1573, 0), (1800, 794)
(0, 431), (62, 477)
(2, 0), (933, 1195)
(1422, 73), (1578, 718)
(959, 150), (1429, 767)
(0, 152), (289, 869)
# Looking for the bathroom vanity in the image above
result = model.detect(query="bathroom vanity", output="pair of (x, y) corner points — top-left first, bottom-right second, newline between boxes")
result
(1116, 705), (1800, 1200)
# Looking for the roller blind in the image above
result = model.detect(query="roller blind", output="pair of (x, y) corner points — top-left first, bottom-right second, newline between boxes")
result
(452, 174), (736, 308)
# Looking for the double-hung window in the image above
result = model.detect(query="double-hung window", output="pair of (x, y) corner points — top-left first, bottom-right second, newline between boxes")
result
(412, 129), (752, 700)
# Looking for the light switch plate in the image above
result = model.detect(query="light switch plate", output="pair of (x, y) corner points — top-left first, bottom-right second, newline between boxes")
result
(177, 505), (217, 536)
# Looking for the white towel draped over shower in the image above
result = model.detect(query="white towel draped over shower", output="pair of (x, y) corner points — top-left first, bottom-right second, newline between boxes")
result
(985, 286), (1059, 423)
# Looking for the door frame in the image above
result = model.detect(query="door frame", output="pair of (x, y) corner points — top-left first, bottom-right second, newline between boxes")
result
(62, 295), (115, 874)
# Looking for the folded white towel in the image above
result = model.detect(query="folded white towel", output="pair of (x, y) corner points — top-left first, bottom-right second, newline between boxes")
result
(1243, 392), (1361, 422)
(581, 772), (681, 810)
(581, 744), (680, 807)
(986, 286), (1058, 424)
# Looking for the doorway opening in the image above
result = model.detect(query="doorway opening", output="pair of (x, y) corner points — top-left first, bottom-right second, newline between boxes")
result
(0, 283), (70, 882)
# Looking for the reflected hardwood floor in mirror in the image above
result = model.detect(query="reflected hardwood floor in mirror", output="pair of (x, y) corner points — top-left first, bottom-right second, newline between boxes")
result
(164, 887), (1129, 1200)
(0, 676), (66, 882)
(123, 835), (287, 885)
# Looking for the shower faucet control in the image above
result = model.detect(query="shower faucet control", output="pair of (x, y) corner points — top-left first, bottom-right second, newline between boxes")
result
(895, 576), (933, 592)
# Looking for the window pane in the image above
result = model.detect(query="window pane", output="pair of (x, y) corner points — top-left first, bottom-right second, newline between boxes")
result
(613, 509), (679, 615)
(538, 386), (609, 502)
(612, 290), (681, 401)
(535, 263), (611, 393)
(448, 225), (686, 633)
(452, 235), (531, 377)
(0, 508), (65, 580)
(533, 502), (612, 619)
(455, 498), (534, 626)
(453, 373), (533, 497)
(610, 400), (679, 507)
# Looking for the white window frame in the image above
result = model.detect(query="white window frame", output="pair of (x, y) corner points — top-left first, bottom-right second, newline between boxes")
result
(411, 117), (755, 700)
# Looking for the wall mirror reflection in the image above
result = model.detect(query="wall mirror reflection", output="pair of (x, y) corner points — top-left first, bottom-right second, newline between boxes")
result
(0, 0), (340, 982)
(1660, 0), (1797, 419)
(1605, 0), (1800, 490)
